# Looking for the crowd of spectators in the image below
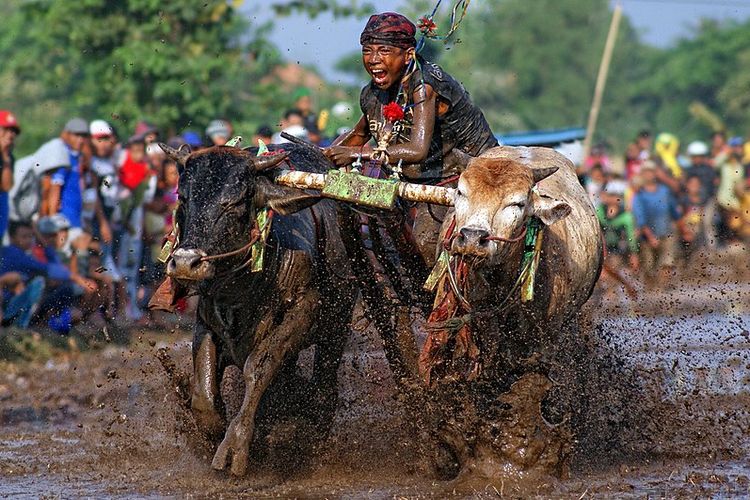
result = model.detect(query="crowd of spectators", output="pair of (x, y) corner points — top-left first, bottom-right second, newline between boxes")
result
(1, 91), (748, 333)
(582, 130), (750, 289)
(0, 89), (336, 333)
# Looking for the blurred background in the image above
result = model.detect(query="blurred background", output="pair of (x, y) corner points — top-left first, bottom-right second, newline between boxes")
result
(2, 0), (750, 154)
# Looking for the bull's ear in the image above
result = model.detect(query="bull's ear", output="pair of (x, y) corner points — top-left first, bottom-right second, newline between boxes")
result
(249, 152), (289, 172)
(531, 191), (571, 226)
(532, 166), (558, 184)
(159, 143), (190, 167)
(254, 177), (321, 215)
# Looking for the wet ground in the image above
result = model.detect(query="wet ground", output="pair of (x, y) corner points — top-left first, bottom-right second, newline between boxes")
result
(1, 246), (749, 498)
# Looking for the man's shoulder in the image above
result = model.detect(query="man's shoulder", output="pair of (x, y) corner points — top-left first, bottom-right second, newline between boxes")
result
(34, 137), (70, 174)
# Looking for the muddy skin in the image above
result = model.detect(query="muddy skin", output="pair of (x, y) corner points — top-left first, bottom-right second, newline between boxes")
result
(212, 251), (321, 476)
(190, 332), (223, 437)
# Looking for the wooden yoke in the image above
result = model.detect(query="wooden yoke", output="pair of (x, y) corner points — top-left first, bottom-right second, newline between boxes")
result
(273, 169), (455, 208)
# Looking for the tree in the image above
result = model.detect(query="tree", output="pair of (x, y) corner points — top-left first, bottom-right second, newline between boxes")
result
(638, 18), (750, 139)
(0, 0), (277, 153)
(430, 0), (654, 145)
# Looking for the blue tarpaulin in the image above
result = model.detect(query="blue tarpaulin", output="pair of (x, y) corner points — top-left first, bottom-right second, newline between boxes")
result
(496, 127), (586, 147)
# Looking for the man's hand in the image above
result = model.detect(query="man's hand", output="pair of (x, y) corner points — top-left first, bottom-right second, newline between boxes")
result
(73, 274), (98, 293)
(0, 131), (13, 158)
(99, 221), (113, 244)
(0, 272), (24, 294)
(323, 146), (360, 167)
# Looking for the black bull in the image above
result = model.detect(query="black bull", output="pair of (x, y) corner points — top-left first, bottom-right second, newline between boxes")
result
(163, 144), (361, 476)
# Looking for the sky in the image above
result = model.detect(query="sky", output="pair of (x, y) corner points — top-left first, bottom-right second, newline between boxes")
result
(242, 0), (750, 84)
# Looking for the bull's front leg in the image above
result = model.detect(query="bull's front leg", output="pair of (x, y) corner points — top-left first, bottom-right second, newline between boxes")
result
(212, 252), (320, 476)
(191, 313), (223, 437)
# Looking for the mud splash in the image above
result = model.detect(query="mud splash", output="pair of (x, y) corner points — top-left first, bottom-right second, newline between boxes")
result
(1, 251), (749, 497)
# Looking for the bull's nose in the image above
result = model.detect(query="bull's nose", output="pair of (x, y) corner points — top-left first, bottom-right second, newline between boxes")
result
(453, 227), (492, 256)
(167, 248), (214, 280)
(457, 227), (491, 247)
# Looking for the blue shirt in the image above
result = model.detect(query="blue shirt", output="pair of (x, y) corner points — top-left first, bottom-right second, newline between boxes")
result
(0, 244), (71, 282)
(50, 147), (82, 228)
(632, 184), (681, 239)
(0, 153), (12, 239)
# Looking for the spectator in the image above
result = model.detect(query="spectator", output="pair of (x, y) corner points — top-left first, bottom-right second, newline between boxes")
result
(0, 271), (35, 328)
(631, 161), (688, 285)
(0, 220), (94, 333)
(585, 165), (606, 207)
(711, 130), (729, 160)
(685, 140), (718, 247)
(89, 119), (122, 282)
(625, 129), (652, 180)
(582, 142), (612, 176)
(44, 118), (91, 252)
(117, 133), (157, 321)
(597, 180), (639, 271)
(716, 137), (747, 241)
(685, 141), (717, 201)
(182, 130), (203, 150)
(272, 109), (307, 144)
(654, 132), (682, 179)
(134, 121), (159, 145)
(293, 87), (328, 144)
(252, 124), (273, 147)
(0, 110), (20, 241)
(679, 174), (711, 260)
(206, 119), (233, 146)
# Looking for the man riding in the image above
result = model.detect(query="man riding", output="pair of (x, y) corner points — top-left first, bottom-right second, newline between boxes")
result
(324, 12), (497, 182)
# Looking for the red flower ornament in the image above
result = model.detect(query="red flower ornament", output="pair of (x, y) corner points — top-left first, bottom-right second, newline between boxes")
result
(418, 16), (437, 36)
(383, 102), (405, 123)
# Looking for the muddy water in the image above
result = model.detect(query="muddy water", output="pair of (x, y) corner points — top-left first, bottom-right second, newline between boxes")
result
(2, 254), (750, 497)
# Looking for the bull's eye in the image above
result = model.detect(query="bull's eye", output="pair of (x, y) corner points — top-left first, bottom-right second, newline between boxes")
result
(456, 188), (466, 198)
(510, 201), (526, 209)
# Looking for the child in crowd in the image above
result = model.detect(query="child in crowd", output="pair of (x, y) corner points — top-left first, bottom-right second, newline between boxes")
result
(679, 174), (710, 260)
(597, 180), (639, 271)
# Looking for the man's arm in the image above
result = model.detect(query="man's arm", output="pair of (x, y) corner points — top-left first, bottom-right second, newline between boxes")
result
(383, 84), (436, 164)
(94, 195), (112, 243)
(324, 84), (437, 167)
(324, 115), (372, 166)
(42, 172), (60, 216)
(0, 156), (12, 192)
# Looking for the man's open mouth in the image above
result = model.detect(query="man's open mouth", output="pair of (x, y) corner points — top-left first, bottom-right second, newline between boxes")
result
(371, 69), (387, 84)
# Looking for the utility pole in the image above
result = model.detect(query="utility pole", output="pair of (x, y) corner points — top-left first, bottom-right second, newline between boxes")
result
(583, 3), (623, 160)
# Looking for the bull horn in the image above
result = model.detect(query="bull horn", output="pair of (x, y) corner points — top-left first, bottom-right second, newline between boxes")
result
(532, 166), (559, 184)
(159, 143), (190, 167)
(251, 152), (289, 172)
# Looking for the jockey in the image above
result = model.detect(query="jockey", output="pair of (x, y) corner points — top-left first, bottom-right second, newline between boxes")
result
(324, 12), (497, 182)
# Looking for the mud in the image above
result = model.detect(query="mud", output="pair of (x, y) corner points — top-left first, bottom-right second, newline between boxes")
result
(1, 247), (750, 497)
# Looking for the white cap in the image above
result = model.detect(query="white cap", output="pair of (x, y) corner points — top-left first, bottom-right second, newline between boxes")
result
(603, 179), (627, 196)
(90, 119), (113, 138)
(278, 125), (308, 143)
(686, 141), (709, 156)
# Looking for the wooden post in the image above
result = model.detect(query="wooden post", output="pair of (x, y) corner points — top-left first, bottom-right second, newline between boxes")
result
(583, 3), (623, 161)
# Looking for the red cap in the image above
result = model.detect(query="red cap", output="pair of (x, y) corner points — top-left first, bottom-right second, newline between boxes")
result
(0, 110), (20, 133)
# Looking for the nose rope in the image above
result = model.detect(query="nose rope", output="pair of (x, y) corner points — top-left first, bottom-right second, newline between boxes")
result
(484, 225), (527, 243)
(199, 222), (261, 262)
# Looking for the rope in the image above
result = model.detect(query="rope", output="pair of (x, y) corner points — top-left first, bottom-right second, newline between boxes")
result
(485, 225), (527, 243)
(200, 224), (260, 262)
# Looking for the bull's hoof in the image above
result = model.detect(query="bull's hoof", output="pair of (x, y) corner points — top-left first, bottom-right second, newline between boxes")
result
(212, 420), (252, 476)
